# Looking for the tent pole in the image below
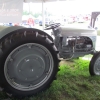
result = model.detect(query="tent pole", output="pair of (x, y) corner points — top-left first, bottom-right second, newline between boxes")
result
(42, 0), (45, 30)
(28, 2), (31, 15)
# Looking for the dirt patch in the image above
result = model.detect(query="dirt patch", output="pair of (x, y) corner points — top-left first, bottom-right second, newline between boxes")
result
(60, 60), (75, 67)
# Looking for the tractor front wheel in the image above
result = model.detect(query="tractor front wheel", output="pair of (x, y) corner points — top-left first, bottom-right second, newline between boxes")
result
(89, 52), (100, 75)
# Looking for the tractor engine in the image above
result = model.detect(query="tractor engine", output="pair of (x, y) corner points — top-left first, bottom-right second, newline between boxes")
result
(67, 36), (92, 52)
(59, 36), (93, 59)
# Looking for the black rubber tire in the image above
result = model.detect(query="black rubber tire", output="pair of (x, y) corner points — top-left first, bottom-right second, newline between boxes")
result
(89, 52), (100, 75)
(0, 29), (59, 98)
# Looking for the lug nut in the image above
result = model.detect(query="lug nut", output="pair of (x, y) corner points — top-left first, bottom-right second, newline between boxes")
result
(45, 54), (48, 56)
(25, 78), (27, 80)
(10, 58), (13, 61)
(19, 70), (21, 72)
(29, 46), (31, 49)
(36, 57), (38, 59)
(31, 69), (34, 72)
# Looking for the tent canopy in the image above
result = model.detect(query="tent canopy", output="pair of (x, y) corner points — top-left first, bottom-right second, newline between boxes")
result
(24, 0), (67, 3)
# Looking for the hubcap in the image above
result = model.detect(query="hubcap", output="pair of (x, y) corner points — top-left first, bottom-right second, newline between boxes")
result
(4, 43), (54, 91)
(94, 57), (100, 75)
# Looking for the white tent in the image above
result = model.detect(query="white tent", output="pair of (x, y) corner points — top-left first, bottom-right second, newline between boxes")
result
(22, 15), (35, 20)
(23, 0), (67, 29)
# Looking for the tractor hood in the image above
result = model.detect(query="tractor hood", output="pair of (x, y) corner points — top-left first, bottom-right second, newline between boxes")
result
(59, 26), (97, 36)
(0, 26), (9, 31)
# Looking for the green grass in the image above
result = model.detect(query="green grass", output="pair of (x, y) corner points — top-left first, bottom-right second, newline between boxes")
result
(0, 58), (100, 100)
(97, 30), (100, 36)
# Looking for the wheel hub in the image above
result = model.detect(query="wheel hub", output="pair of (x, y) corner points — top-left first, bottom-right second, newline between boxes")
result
(4, 43), (53, 91)
(16, 55), (45, 82)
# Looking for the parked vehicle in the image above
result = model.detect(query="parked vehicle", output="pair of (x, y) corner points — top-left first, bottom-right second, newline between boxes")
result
(77, 16), (85, 23)
(0, 12), (100, 98)
(39, 20), (50, 26)
(67, 16), (76, 24)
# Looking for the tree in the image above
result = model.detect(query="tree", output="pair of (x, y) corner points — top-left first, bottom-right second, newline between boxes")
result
(23, 11), (30, 15)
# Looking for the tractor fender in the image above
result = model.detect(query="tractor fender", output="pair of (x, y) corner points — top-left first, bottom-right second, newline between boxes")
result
(0, 26), (53, 41)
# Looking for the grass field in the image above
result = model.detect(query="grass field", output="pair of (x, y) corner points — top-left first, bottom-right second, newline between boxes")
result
(0, 58), (100, 100)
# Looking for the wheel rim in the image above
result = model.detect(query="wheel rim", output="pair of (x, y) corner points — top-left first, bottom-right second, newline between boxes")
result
(94, 57), (100, 75)
(4, 43), (54, 91)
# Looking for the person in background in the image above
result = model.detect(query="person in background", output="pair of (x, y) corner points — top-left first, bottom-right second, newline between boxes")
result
(27, 18), (34, 28)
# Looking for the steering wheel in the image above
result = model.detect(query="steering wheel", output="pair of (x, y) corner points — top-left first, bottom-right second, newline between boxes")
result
(44, 23), (61, 30)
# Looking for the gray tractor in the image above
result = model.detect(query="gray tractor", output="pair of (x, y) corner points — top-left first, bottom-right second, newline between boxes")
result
(0, 12), (100, 98)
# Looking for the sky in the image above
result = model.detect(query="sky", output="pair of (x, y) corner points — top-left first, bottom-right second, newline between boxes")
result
(23, 0), (100, 15)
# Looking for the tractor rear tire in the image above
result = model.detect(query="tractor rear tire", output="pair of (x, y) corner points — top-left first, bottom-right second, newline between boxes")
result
(0, 30), (59, 98)
(89, 52), (100, 75)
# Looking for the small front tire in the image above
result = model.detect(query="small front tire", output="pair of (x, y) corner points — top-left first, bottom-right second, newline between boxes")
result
(89, 52), (100, 75)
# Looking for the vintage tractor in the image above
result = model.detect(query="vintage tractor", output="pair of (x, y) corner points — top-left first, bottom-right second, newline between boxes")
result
(0, 12), (100, 98)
